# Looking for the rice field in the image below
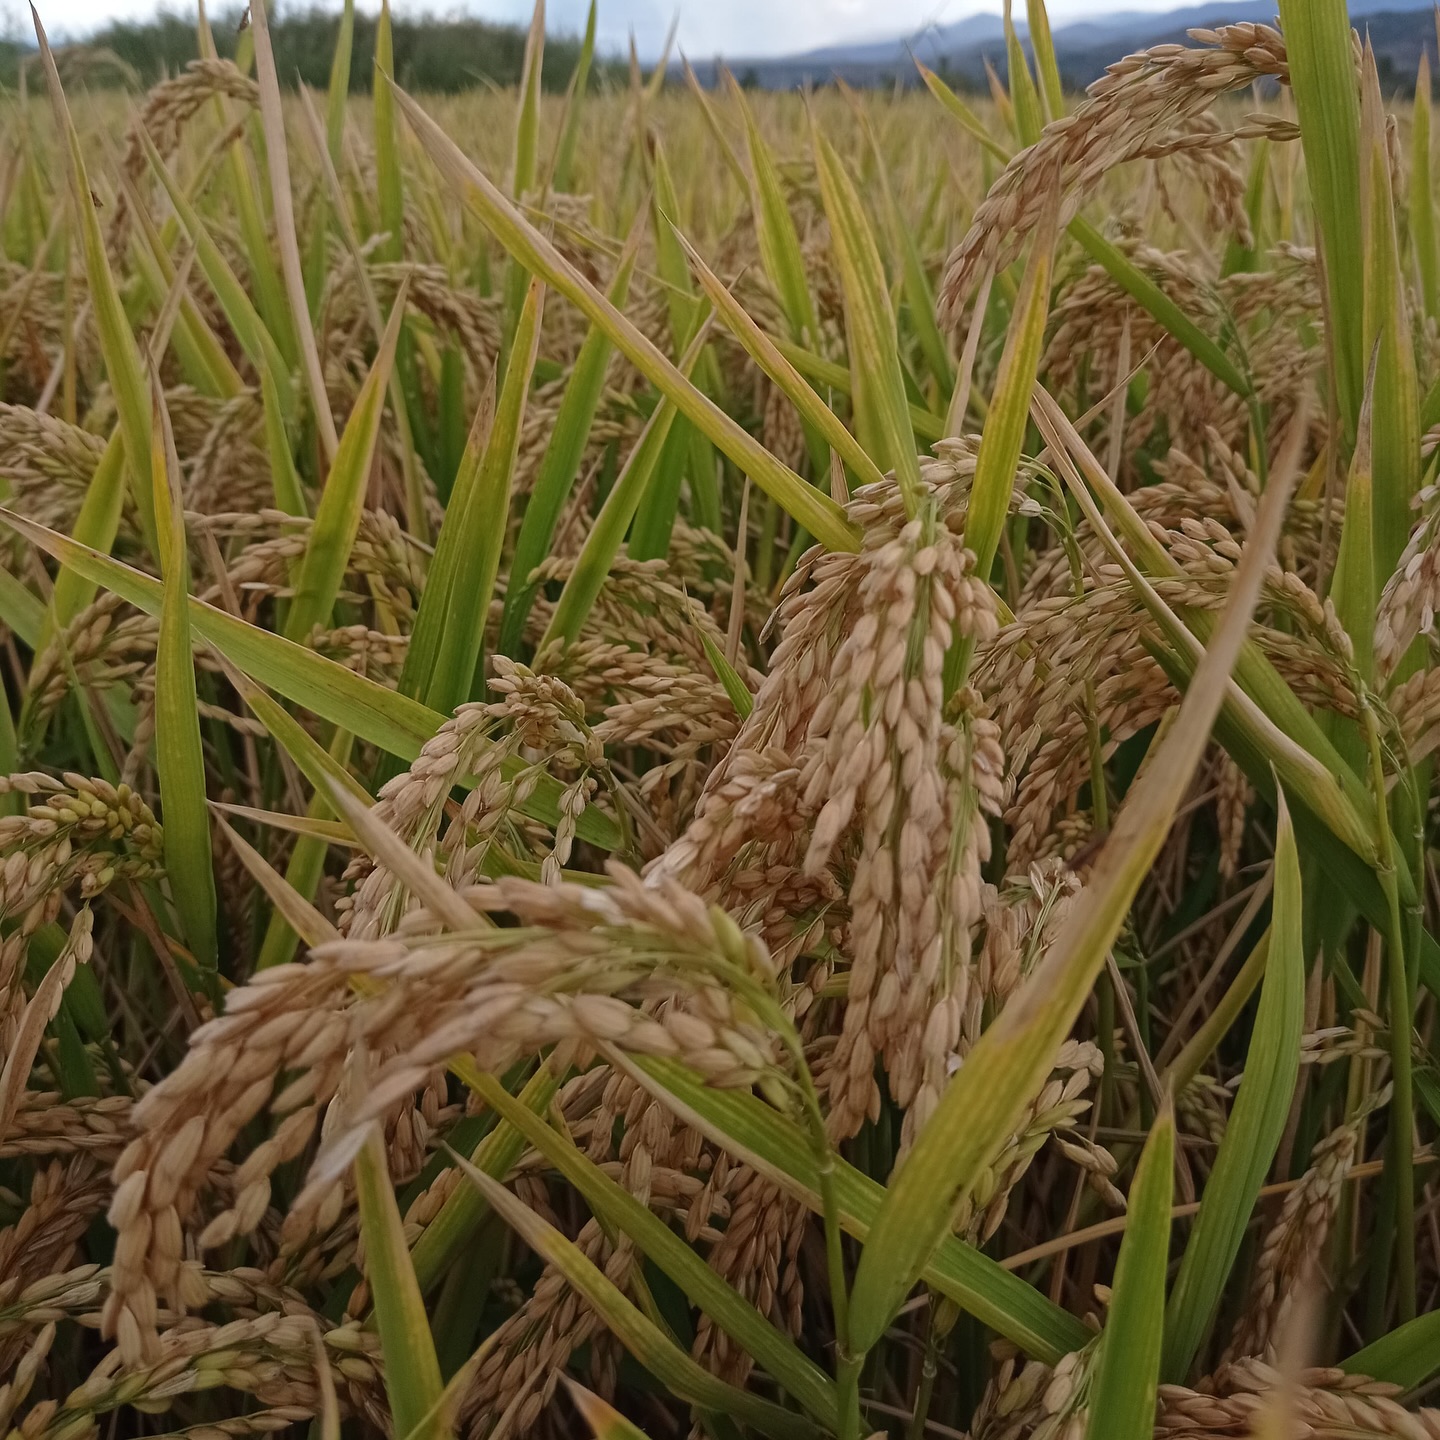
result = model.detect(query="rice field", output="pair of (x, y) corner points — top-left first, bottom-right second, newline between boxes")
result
(3, 1), (1440, 1436)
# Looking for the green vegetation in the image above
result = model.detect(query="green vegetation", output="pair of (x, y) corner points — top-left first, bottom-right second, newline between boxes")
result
(1, 4), (1440, 1439)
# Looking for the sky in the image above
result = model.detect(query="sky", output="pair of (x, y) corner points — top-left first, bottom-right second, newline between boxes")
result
(24, 0), (1198, 59)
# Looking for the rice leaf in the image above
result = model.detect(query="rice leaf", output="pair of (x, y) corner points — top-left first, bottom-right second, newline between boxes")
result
(252, 753), (355, 969)
(966, 192), (1054, 582)
(673, 224), (885, 491)
(248, 0), (341, 461)
(846, 405), (1301, 1355)
(465, 1066), (838, 1428)
(446, 1148), (822, 1440)
(1084, 1100), (1174, 1440)
(810, 120), (920, 513)
(353, 1132), (447, 1440)
(0, 566), (43, 649)
(213, 809), (339, 952)
(698, 627), (755, 719)
(681, 58), (750, 187)
(727, 73), (818, 344)
(149, 377), (218, 975)
(551, 0), (596, 193)
(403, 373), (497, 702)
(498, 225), (642, 660)
(914, 60), (1010, 162)
(1342, 1310), (1440, 1387)
(843, 88), (954, 393)
(618, 1053), (1089, 1362)
(114, 163), (243, 401)
(261, 365), (306, 518)
(324, 0), (355, 165)
(1031, 386), (1378, 854)
(427, 278), (543, 712)
(408, 1066), (561, 1294)
(1066, 218), (1252, 399)
(140, 128), (296, 420)
(374, 0), (404, 265)
(501, 0), (545, 364)
(47, 433), (127, 634)
(0, 509), (621, 850)
(1004, 0), (1044, 145)
(33, 10), (158, 556)
(1358, 46), (1421, 585)
(285, 282), (408, 646)
(1329, 351), (1379, 683)
(390, 78), (860, 553)
(1161, 793), (1305, 1381)
(1276, 0), (1364, 435)
(539, 314), (710, 651)
(1412, 52), (1438, 320)
(565, 1382), (654, 1440)
(773, 334), (947, 443)
(1026, 0), (1065, 121)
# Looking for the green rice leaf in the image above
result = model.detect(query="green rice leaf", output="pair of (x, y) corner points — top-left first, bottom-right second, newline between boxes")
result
(353, 1133), (446, 1440)
(618, 1053), (1090, 1363)
(1358, 46), (1421, 584)
(698, 628), (755, 720)
(408, 1066), (561, 1295)
(966, 193), (1054, 581)
(140, 127), (296, 420)
(324, 0), (356, 165)
(249, 0), (341, 460)
(1161, 793), (1305, 1382)
(447, 1147), (822, 1440)
(1412, 52), (1438, 320)
(550, 0), (596, 193)
(0, 566), (43, 649)
(1329, 352), (1378, 683)
(1342, 1310), (1440, 1387)
(1276, 0), (1364, 435)
(466, 1066), (838, 1428)
(498, 226), (642, 660)
(728, 73), (818, 344)
(1004, 0), (1044, 145)
(914, 60), (1010, 162)
(501, 0), (546, 362)
(847, 412), (1301, 1355)
(1084, 1101), (1174, 1440)
(391, 78), (860, 553)
(149, 377), (218, 975)
(46, 433), (127, 636)
(539, 315), (710, 651)
(33, 11), (158, 556)
(374, 0), (404, 265)
(810, 120), (920, 513)
(427, 278), (544, 712)
(285, 282), (408, 645)
(673, 224), (886, 490)
(1026, 0), (1065, 120)
(0, 509), (622, 850)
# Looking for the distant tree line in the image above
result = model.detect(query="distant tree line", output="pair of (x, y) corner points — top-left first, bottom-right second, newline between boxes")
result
(0, 7), (613, 93)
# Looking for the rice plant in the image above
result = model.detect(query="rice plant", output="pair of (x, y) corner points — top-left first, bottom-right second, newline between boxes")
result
(3, 2), (1440, 1437)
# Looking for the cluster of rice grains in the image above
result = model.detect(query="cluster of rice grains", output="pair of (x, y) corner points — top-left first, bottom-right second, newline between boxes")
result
(2, 6), (1440, 1440)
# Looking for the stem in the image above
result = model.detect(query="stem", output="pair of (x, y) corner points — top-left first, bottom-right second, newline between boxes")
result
(737, 972), (861, 1440)
(1363, 702), (1416, 1322)
(906, 1299), (954, 1440)
(793, 1057), (858, 1435)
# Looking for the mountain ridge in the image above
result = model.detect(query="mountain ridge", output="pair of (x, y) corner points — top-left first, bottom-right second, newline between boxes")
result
(682, 0), (1438, 90)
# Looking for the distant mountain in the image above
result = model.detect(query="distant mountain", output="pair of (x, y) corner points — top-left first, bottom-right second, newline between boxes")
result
(683, 0), (1439, 91)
